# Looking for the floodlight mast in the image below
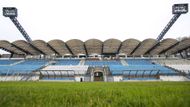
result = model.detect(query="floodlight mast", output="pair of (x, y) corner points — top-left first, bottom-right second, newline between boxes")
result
(3, 7), (32, 42)
(157, 4), (188, 41)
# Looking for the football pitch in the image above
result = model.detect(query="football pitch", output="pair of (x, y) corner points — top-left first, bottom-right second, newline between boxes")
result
(0, 82), (190, 107)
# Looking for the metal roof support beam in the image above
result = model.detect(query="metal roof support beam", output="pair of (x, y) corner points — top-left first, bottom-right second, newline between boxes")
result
(65, 44), (74, 56)
(0, 47), (14, 54)
(46, 44), (60, 56)
(84, 44), (88, 56)
(11, 43), (30, 55)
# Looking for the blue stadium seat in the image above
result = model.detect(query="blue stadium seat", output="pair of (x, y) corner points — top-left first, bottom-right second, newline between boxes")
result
(55, 59), (80, 65)
(42, 77), (75, 81)
(0, 59), (20, 65)
(109, 59), (176, 76)
(85, 60), (121, 66)
(0, 59), (48, 75)
(127, 59), (153, 65)
(123, 77), (158, 81)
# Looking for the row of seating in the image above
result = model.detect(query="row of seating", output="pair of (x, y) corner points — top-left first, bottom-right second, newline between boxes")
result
(0, 60), (48, 75)
(165, 65), (190, 74)
(110, 59), (176, 75)
(0, 59), (20, 65)
(0, 59), (177, 77)
(153, 59), (190, 74)
(126, 59), (153, 65)
(41, 77), (75, 80)
(0, 59), (81, 75)
(110, 65), (174, 75)
(55, 59), (80, 65)
(85, 60), (121, 66)
(112, 70), (158, 76)
(42, 65), (89, 75)
(153, 59), (190, 65)
(123, 77), (158, 81)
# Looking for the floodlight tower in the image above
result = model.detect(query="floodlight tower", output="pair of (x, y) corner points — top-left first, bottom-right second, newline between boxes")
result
(157, 4), (188, 41)
(3, 7), (32, 42)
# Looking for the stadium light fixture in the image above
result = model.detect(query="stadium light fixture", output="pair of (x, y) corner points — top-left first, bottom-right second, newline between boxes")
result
(156, 3), (188, 41)
(2, 7), (32, 42)
(172, 4), (188, 14)
(3, 7), (17, 17)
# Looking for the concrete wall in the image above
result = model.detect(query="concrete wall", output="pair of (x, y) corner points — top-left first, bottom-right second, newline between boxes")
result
(113, 76), (123, 82)
(75, 76), (85, 82)
(0, 75), (40, 81)
(160, 76), (190, 81)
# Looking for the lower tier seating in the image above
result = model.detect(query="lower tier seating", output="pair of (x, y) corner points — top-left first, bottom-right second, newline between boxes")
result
(109, 65), (176, 75)
(41, 65), (89, 75)
(123, 77), (158, 81)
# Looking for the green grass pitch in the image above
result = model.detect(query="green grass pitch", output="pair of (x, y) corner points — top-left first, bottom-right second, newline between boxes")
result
(0, 82), (190, 107)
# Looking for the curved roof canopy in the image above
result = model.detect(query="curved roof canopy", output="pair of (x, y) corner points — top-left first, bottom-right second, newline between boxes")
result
(48, 39), (71, 56)
(85, 39), (102, 55)
(31, 40), (55, 55)
(66, 39), (86, 56)
(165, 38), (190, 55)
(149, 38), (178, 55)
(0, 38), (189, 56)
(119, 39), (140, 55)
(0, 40), (25, 54)
(12, 40), (41, 55)
(103, 39), (121, 54)
(132, 38), (158, 56)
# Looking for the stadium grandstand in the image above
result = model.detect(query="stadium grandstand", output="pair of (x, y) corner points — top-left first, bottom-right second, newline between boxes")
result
(0, 4), (189, 82)
(0, 38), (190, 82)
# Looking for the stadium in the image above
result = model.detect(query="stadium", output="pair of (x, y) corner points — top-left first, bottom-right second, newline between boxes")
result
(0, 37), (190, 82)
(0, 1), (190, 107)
(0, 3), (190, 82)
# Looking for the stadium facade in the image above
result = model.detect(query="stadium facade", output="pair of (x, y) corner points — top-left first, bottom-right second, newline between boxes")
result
(0, 38), (190, 82)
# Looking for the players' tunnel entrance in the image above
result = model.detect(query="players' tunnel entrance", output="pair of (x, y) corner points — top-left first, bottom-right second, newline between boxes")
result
(94, 72), (104, 81)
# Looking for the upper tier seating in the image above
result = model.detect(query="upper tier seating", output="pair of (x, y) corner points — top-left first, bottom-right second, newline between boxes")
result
(153, 59), (190, 74)
(85, 60), (121, 66)
(168, 65), (190, 74)
(153, 59), (190, 65)
(0, 59), (48, 75)
(0, 59), (20, 65)
(127, 59), (153, 65)
(55, 59), (80, 65)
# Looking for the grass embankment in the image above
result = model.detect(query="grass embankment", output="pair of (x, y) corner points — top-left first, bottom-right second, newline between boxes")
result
(0, 82), (190, 107)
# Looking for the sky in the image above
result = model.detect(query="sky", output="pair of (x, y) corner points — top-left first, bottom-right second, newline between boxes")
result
(0, 0), (190, 54)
